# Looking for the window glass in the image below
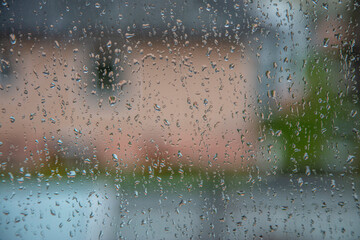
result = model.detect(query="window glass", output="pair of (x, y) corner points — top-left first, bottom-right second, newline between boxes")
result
(0, 0), (359, 239)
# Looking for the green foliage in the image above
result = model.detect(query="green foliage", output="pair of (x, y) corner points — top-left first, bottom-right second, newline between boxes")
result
(264, 53), (359, 173)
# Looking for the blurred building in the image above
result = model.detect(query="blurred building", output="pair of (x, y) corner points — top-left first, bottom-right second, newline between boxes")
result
(0, 0), (260, 174)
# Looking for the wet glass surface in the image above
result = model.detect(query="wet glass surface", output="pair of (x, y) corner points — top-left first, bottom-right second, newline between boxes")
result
(0, 1), (360, 239)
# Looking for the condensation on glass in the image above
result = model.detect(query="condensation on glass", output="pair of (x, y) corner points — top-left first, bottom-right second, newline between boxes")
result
(0, 1), (359, 239)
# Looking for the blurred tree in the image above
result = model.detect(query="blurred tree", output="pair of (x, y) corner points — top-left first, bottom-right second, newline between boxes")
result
(264, 52), (360, 174)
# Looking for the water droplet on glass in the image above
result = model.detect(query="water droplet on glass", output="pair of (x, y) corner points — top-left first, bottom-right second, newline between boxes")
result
(107, 40), (112, 48)
(54, 40), (60, 48)
(125, 33), (135, 39)
(323, 38), (329, 47)
(9, 33), (16, 44)
(67, 171), (76, 178)
(163, 119), (170, 126)
(298, 177), (304, 187)
(83, 65), (88, 73)
(224, 20), (230, 28)
(112, 153), (119, 161)
(154, 104), (161, 111)
(109, 96), (116, 106)
(142, 23), (150, 29)
(331, 179), (336, 189)
(350, 110), (357, 118)
(347, 155), (355, 164)
(126, 103), (132, 110)
(266, 70), (271, 79)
